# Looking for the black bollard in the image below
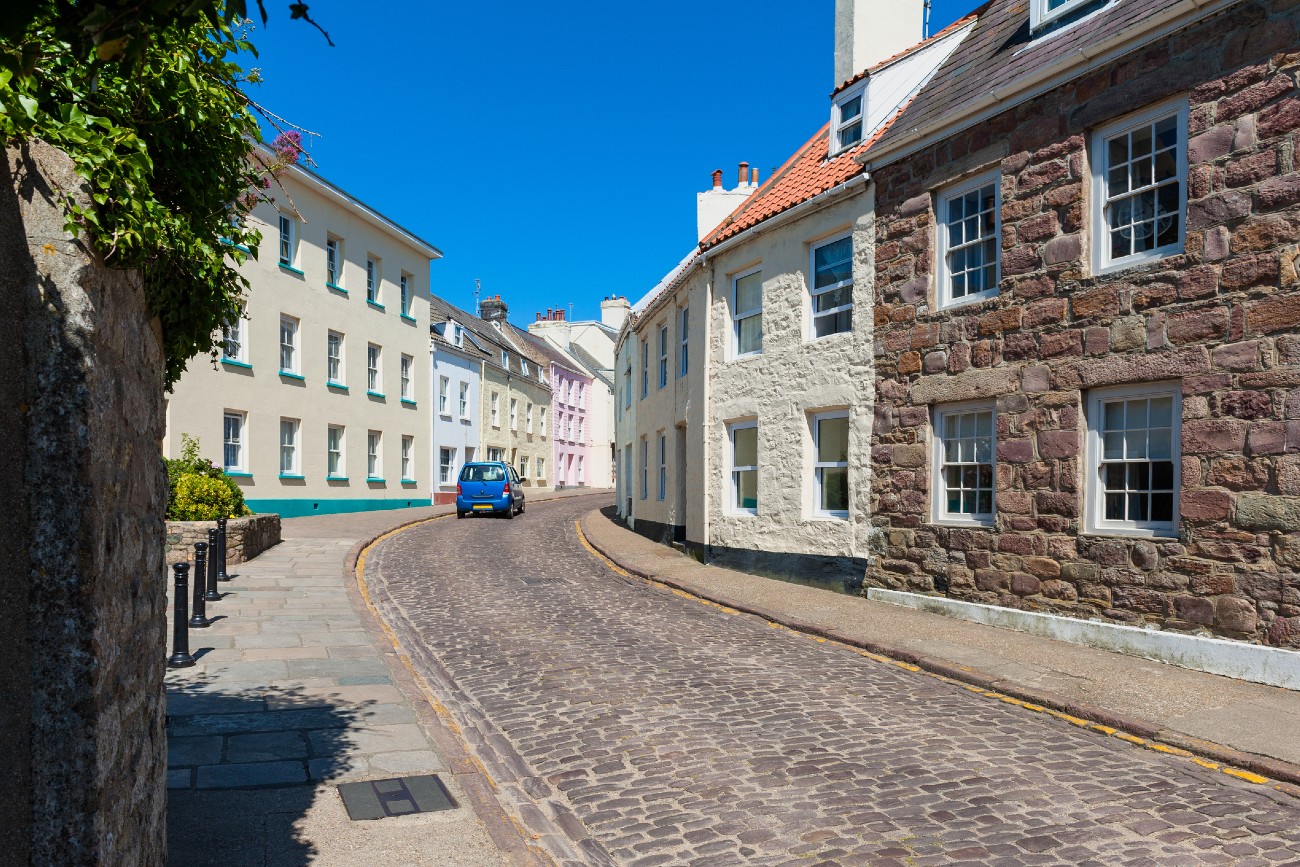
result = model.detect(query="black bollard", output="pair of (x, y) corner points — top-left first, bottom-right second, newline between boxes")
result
(168, 563), (196, 668)
(216, 516), (231, 582)
(189, 542), (211, 628)
(204, 532), (221, 602)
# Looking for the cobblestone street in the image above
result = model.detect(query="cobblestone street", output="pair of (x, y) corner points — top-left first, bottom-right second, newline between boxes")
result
(363, 495), (1300, 866)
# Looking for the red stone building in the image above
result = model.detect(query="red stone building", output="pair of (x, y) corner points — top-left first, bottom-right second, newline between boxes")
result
(866, 0), (1300, 646)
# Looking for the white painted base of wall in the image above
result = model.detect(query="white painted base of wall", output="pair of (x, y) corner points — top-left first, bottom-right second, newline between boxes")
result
(867, 588), (1300, 691)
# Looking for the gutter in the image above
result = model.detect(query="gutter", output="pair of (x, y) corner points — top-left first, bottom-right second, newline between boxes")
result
(860, 0), (1234, 173)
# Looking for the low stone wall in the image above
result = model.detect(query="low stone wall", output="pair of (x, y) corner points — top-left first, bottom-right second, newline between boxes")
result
(166, 514), (282, 566)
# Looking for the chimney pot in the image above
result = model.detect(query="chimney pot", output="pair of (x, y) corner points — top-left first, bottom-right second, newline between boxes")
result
(751, 167), (760, 186)
(712, 169), (723, 189)
(738, 161), (749, 187)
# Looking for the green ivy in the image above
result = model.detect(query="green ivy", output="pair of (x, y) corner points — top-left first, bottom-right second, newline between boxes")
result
(1, 4), (267, 387)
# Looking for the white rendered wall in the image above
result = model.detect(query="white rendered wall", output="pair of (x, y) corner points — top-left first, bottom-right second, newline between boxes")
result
(431, 348), (481, 498)
(833, 0), (925, 85)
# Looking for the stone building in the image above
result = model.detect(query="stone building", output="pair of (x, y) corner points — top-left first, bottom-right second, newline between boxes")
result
(164, 149), (441, 516)
(866, 0), (1300, 646)
(430, 296), (488, 504)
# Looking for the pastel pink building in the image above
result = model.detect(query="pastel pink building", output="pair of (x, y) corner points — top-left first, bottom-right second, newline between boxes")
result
(523, 327), (593, 489)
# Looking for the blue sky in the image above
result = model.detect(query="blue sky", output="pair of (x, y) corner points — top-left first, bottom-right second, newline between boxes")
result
(240, 1), (974, 325)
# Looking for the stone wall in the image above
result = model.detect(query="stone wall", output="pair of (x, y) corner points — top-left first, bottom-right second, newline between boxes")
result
(165, 513), (283, 566)
(0, 141), (167, 864)
(869, 0), (1300, 646)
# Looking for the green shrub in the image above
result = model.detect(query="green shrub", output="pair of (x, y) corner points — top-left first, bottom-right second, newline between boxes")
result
(165, 433), (253, 519)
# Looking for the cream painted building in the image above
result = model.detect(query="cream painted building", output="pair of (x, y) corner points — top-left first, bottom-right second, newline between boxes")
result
(164, 154), (441, 517)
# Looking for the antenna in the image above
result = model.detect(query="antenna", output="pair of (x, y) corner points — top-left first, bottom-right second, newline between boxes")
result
(474, 279), (481, 316)
(923, 0), (931, 39)
(568, 302), (575, 321)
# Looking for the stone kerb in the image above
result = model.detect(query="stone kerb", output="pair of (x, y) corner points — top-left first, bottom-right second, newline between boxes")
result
(165, 513), (282, 565)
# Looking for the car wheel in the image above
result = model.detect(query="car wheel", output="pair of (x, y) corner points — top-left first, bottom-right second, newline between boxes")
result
(505, 501), (516, 519)
(456, 510), (466, 519)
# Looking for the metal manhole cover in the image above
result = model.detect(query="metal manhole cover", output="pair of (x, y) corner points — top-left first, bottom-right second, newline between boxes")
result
(337, 774), (457, 821)
(518, 575), (569, 586)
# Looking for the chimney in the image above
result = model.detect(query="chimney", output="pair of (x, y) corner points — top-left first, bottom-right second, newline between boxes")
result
(751, 167), (760, 186)
(833, 0), (924, 86)
(738, 161), (749, 187)
(712, 169), (723, 189)
(601, 296), (631, 330)
(697, 160), (763, 241)
(480, 295), (508, 323)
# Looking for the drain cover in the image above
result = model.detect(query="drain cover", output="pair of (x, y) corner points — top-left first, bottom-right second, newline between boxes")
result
(337, 775), (457, 821)
(519, 575), (568, 586)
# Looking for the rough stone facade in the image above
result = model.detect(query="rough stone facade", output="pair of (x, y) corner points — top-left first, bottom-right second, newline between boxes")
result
(165, 513), (282, 566)
(1, 141), (167, 864)
(869, 0), (1300, 646)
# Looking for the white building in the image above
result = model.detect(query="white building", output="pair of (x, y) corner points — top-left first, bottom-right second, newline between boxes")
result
(430, 297), (487, 504)
(164, 153), (441, 517)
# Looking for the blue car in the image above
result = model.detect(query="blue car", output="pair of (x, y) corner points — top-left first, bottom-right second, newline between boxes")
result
(456, 461), (526, 519)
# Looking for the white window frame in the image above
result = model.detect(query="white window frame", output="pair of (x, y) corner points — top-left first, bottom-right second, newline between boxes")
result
(400, 273), (411, 316)
(536, 457), (545, 480)
(501, 350), (509, 369)
(810, 234), (854, 338)
(279, 417), (299, 476)
(277, 214), (295, 267)
(487, 447), (505, 462)
(1030, 0), (1092, 30)
(326, 236), (342, 287)
(679, 307), (689, 377)
(510, 398), (518, 431)
(490, 392), (500, 427)
(728, 420), (758, 516)
(1092, 100), (1189, 276)
(400, 354), (413, 401)
(326, 331), (343, 384)
(657, 432), (667, 500)
(458, 382), (469, 418)
(279, 315), (299, 374)
(937, 172), (1002, 309)
(327, 425), (344, 477)
(222, 310), (246, 363)
(438, 375), (450, 415)
(367, 430), (382, 479)
(658, 324), (668, 388)
(1085, 382), (1182, 538)
(812, 411), (850, 520)
(366, 257), (380, 304)
(831, 80), (866, 155)
(577, 418), (584, 442)
(639, 437), (648, 500)
(520, 455), (529, 479)
(439, 447), (454, 484)
(577, 455), (584, 484)
(452, 323), (464, 348)
(931, 401), (997, 527)
(367, 344), (381, 393)
(526, 403), (534, 433)
(540, 408), (547, 437)
(731, 266), (763, 360)
(401, 435), (414, 481)
(640, 339), (648, 397)
(223, 411), (246, 473)
(520, 358), (530, 376)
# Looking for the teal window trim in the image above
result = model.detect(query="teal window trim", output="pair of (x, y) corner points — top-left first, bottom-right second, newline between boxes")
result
(279, 263), (305, 276)
(366, 390), (386, 399)
(220, 238), (252, 253)
(400, 313), (418, 324)
(400, 398), (418, 407)
(326, 475), (349, 482)
(278, 473), (305, 480)
(221, 358), (253, 370)
(366, 476), (387, 483)
(327, 381), (349, 391)
(401, 479), (417, 485)
(278, 370), (306, 381)
(326, 282), (348, 294)
(367, 300), (386, 311)
(225, 471), (253, 478)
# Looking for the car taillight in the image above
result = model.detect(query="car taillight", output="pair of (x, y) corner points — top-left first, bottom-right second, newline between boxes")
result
(456, 483), (462, 495)
(503, 482), (511, 494)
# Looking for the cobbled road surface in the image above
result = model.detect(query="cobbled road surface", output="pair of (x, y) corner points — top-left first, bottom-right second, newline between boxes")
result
(364, 495), (1300, 867)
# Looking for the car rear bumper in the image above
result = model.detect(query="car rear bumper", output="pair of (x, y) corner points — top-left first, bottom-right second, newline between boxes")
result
(456, 496), (511, 513)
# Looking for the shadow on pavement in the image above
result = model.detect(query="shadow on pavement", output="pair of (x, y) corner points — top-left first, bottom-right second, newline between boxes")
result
(166, 680), (365, 866)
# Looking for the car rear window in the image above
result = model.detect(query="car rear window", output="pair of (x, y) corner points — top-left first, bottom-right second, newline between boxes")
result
(461, 464), (505, 482)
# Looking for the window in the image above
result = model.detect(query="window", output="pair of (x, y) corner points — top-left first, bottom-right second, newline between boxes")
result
(491, 392), (500, 426)
(279, 315), (299, 374)
(640, 339), (648, 398)
(400, 355), (413, 401)
(526, 403), (533, 433)
(222, 310), (246, 363)
(459, 382), (469, 418)
(327, 331), (343, 384)
(366, 257), (380, 304)
(439, 376), (450, 414)
(657, 324), (669, 388)
(402, 435), (414, 481)
(1087, 384), (1180, 537)
(540, 408), (547, 436)
(832, 82), (865, 153)
(1093, 102), (1187, 274)
(510, 398), (518, 431)
(679, 307), (689, 377)
(729, 421), (758, 514)
(223, 411), (246, 472)
(327, 425), (344, 477)
(577, 455), (584, 484)
(367, 344), (381, 393)
(277, 214), (295, 266)
(367, 430), (381, 478)
(813, 412), (850, 518)
(938, 176), (1000, 307)
(326, 237), (342, 287)
(452, 323), (464, 348)
(279, 418), (299, 475)
(578, 383), (585, 408)
(732, 268), (762, 358)
(577, 418), (584, 442)
(501, 350), (509, 369)
(487, 447), (505, 462)
(932, 405), (995, 525)
(639, 437), (648, 499)
(439, 447), (454, 484)
(624, 361), (632, 408)
(657, 433), (667, 500)
(538, 365), (545, 384)
(811, 236), (853, 336)
(1030, 0), (1091, 30)
(400, 274), (411, 316)
(520, 456), (529, 479)
(536, 457), (545, 479)
(520, 358), (529, 376)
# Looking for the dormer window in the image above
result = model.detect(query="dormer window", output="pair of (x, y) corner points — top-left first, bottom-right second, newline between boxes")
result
(831, 82), (866, 154)
(451, 323), (464, 347)
(501, 350), (509, 368)
(1030, 0), (1091, 30)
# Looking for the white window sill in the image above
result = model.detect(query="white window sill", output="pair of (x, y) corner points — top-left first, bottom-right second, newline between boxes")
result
(1081, 526), (1178, 541)
(932, 517), (996, 529)
(811, 512), (850, 521)
(938, 289), (1000, 312)
(1094, 246), (1180, 278)
(728, 352), (763, 364)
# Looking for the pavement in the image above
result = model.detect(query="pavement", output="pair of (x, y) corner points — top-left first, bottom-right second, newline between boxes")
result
(579, 506), (1300, 785)
(164, 487), (611, 867)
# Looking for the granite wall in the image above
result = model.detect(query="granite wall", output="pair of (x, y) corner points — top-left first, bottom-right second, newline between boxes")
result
(165, 513), (282, 566)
